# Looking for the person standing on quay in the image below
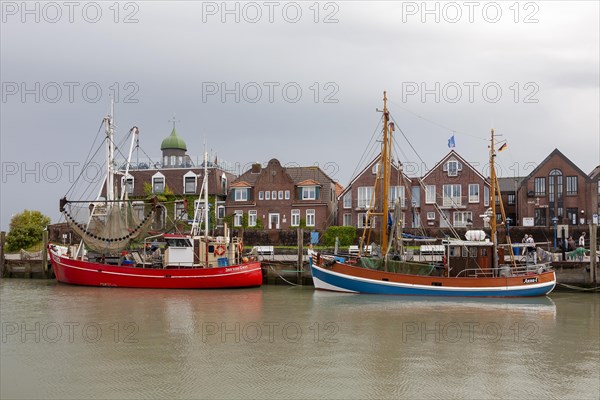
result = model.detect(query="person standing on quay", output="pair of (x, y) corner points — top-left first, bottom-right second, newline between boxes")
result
(578, 232), (586, 261)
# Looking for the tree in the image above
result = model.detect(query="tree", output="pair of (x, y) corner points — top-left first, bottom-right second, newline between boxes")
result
(5, 210), (51, 252)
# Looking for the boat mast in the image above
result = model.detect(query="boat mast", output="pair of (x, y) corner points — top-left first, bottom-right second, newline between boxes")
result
(489, 128), (498, 270)
(105, 101), (115, 203)
(203, 147), (209, 240)
(381, 91), (391, 256)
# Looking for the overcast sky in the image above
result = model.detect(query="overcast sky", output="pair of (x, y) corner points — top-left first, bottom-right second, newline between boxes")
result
(1, 0), (599, 230)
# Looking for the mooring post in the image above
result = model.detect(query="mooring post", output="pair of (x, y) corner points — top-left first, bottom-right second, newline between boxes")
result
(297, 227), (304, 285)
(0, 231), (5, 278)
(590, 223), (597, 285)
(561, 227), (566, 261)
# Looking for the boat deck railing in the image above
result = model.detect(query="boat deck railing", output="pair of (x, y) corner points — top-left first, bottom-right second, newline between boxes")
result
(455, 263), (553, 278)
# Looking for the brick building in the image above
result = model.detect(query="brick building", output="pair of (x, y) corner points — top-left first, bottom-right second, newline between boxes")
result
(117, 126), (236, 229)
(337, 156), (413, 229)
(224, 159), (339, 231)
(419, 150), (491, 229)
(517, 149), (595, 227)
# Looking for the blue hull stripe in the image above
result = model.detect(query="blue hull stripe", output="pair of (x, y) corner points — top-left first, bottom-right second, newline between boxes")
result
(311, 265), (555, 297)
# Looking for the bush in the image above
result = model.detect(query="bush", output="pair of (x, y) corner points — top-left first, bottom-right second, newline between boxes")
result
(322, 226), (356, 247)
(6, 210), (51, 252)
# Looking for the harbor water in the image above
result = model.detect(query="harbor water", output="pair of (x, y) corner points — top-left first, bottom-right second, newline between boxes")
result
(1, 280), (598, 399)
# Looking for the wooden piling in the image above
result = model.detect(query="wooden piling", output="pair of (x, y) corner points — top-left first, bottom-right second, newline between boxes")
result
(41, 230), (48, 279)
(0, 231), (5, 278)
(590, 223), (598, 285)
(297, 228), (304, 285)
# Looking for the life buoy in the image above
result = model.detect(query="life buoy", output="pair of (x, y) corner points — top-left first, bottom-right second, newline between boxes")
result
(238, 241), (244, 253)
(214, 244), (226, 256)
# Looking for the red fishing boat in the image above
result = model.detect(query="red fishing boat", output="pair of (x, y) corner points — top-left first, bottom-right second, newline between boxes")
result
(49, 106), (262, 289)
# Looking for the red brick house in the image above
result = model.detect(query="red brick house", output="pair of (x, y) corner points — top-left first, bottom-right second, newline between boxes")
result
(224, 159), (339, 231)
(337, 156), (413, 229)
(419, 150), (491, 229)
(117, 127), (236, 228)
(517, 149), (594, 226)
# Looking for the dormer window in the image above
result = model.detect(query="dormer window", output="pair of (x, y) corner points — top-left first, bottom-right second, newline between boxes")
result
(443, 158), (462, 177)
(302, 186), (316, 200)
(183, 171), (197, 194)
(152, 172), (165, 193)
(234, 188), (249, 201)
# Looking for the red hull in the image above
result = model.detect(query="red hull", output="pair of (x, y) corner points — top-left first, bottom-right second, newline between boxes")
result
(49, 249), (263, 289)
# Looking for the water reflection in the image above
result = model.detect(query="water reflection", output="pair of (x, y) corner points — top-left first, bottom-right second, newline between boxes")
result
(1, 281), (598, 400)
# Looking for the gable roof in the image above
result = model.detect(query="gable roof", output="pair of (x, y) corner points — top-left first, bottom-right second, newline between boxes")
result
(522, 148), (592, 182)
(230, 159), (338, 188)
(297, 179), (321, 187)
(589, 165), (600, 179)
(337, 155), (411, 200)
(498, 177), (526, 193)
(230, 181), (251, 188)
(421, 150), (488, 183)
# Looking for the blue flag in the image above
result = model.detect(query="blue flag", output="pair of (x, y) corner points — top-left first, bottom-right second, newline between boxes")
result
(448, 134), (456, 148)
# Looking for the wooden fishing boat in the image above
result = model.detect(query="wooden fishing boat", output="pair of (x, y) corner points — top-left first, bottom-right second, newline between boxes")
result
(311, 92), (555, 297)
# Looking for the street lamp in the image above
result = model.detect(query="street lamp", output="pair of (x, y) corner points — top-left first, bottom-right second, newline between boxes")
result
(552, 216), (559, 250)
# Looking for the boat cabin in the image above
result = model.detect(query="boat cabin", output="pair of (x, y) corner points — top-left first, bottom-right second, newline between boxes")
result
(160, 234), (243, 268)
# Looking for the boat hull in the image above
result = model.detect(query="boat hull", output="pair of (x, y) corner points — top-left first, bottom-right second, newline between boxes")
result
(311, 262), (555, 297)
(50, 250), (263, 289)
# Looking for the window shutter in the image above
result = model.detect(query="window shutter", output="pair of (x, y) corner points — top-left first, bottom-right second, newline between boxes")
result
(246, 188), (251, 200)
(298, 187), (302, 199)
(315, 187), (321, 200)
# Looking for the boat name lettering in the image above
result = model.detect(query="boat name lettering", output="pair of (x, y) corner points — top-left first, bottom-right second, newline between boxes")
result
(523, 277), (538, 284)
(225, 265), (248, 273)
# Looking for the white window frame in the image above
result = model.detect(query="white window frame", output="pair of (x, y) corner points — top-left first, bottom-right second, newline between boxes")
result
(343, 192), (352, 209)
(265, 191), (270, 200)
(183, 171), (197, 194)
(357, 213), (375, 228)
(447, 160), (458, 177)
(258, 191), (264, 200)
(343, 213), (352, 226)
(217, 205), (225, 219)
(291, 209), (300, 227)
(174, 201), (188, 221)
(425, 185), (436, 204)
(301, 186), (316, 200)
(372, 164), (379, 175)
(248, 210), (257, 227)
(468, 184), (479, 203)
(389, 186), (405, 208)
(306, 209), (315, 227)
(271, 190), (277, 200)
(284, 190), (290, 200)
(278, 190), (284, 200)
(233, 210), (243, 227)
(442, 184), (461, 207)
(234, 188), (248, 201)
(484, 186), (490, 207)
(453, 211), (473, 228)
(152, 172), (165, 193)
(122, 175), (134, 195)
(357, 187), (373, 209)
(427, 212), (436, 220)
